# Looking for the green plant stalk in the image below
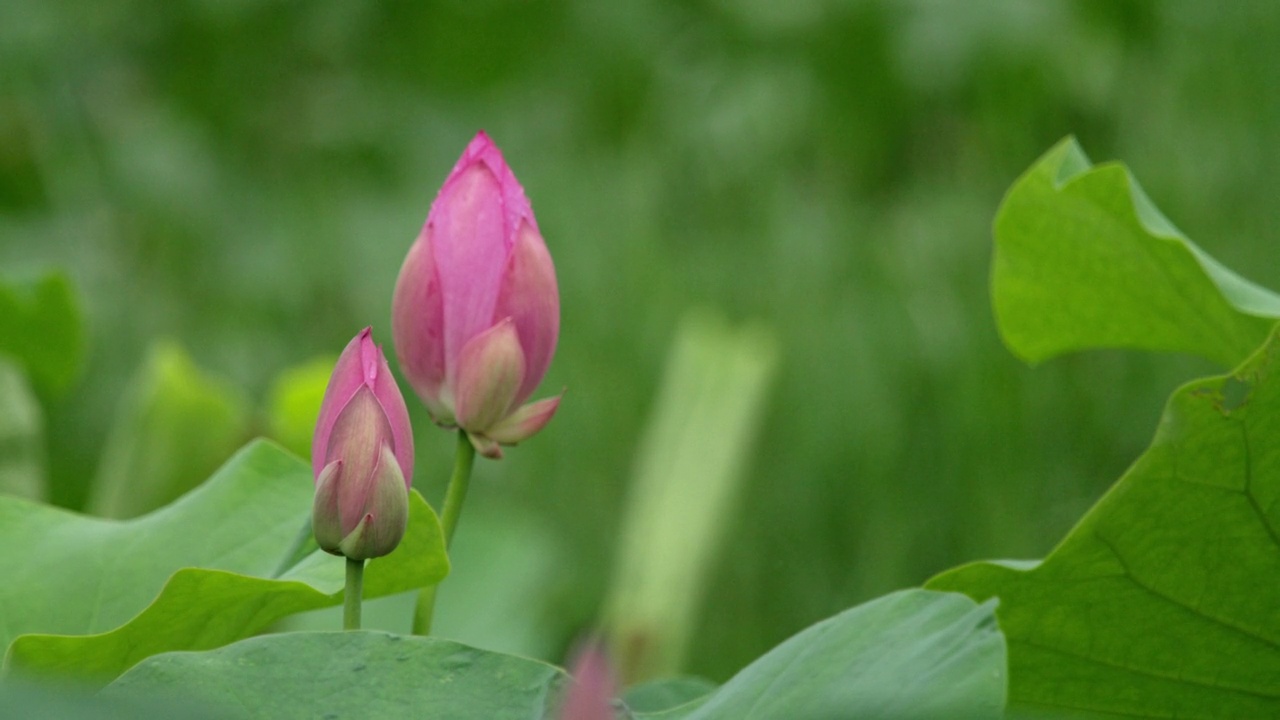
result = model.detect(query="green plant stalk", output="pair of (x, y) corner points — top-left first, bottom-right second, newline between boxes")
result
(344, 558), (364, 630)
(412, 429), (476, 635)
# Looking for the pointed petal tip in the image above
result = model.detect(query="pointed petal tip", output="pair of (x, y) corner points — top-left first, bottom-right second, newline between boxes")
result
(458, 130), (501, 173)
(486, 394), (562, 445)
(358, 327), (383, 385)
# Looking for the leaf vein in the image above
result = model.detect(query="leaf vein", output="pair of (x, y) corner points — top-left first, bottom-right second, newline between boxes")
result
(1094, 531), (1280, 653)
(1017, 695), (1205, 720)
(1240, 422), (1280, 552)
(1013, 638), (1280, 703)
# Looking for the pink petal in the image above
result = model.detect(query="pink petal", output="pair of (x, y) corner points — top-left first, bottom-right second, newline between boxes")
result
(494, 220), (560, 407)
(431, 155), (509, 389)
(336, 443), (409, 560)
(453, 318), (526, 433)
(313, 328), (414, 486)
(451, 131), (539, 238)
(392, 230), (449, 422)
(487, 395), (561, 445)
(325, 386), (394, 533)
(368, 338), (415, 487)
(311, 460), (344, 552)
(311, 328), (373, 478)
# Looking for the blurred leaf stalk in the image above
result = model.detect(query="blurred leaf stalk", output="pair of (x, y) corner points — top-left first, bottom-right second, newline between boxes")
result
(606, 312), (777, 683)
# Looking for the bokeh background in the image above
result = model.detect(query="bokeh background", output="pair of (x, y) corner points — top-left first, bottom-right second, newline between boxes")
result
(3, 0), (1279, 680)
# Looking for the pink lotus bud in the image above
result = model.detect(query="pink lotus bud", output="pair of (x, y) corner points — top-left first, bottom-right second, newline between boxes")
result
(392, 131), (561, 459)
(311, 328), (414, 561)
(559, 639), (618, 720)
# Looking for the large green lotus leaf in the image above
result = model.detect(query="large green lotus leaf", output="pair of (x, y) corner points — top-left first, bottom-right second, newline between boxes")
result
(0, 271), (85, 397)
(1, 440), (447, 685)
(103, 631), (565, 720)
(640, 590), (1006, 720)
(929, 330), (1280, 718)
(87, 341), (251, 519)
(0, 678), (223, 719)
(992, 137), (1280, 368)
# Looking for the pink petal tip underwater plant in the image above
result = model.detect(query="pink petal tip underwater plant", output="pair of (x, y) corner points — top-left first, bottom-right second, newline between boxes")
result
(311, 327), (415, 561)
(392, 131), (561, 459)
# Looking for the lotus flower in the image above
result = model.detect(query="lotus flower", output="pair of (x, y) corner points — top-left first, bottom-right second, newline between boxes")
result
(312, 327), (414, 561)
(392, 131), (561, 458)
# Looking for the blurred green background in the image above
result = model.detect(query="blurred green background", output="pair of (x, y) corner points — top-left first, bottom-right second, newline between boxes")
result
(3, 0), (1279, 680)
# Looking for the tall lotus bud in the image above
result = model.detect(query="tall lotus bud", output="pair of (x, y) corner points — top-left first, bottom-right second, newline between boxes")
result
(392, 131), (561, 459)
(312, 328), (414, 561)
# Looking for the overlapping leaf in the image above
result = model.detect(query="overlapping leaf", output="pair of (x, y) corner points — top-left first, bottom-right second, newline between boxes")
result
(0, 440), (447, 684)
(992, 137), (1280, 368)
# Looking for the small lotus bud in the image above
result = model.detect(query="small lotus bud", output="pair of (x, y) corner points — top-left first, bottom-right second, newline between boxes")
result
(311, 328), (414, 561)
(392, 131), (561, 459)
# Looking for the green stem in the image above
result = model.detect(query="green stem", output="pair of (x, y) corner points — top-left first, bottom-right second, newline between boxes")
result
(344, 558), (364, 631)
(412, 429), (476, 635)
(439, 429), (476, 547)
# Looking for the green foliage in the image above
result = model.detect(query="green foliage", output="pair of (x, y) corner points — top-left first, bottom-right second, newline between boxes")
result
(639, 590), (1005, 720)
(931, 330), (1280, 717)
(10, 2), (1280, 679)
(99, 589), (1002, 720)
(8, 1), (1280, 694)
(0, 271), (84, 398)
(87, 341), (251, 518)
(992, 137), (1280, 368)
(931, 142), (1280, 717)
(0, 440), (447, 684)
(103, 632), (566, 720)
